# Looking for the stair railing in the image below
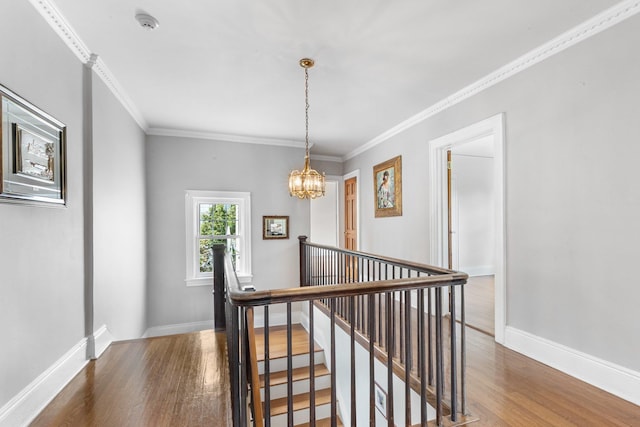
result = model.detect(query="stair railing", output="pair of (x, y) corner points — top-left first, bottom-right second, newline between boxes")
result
(220, 237), (469, 427)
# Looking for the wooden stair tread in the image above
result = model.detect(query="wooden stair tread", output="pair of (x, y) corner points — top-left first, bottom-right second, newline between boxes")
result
(259, 364), (330, 387)
(265, 387), (333, 416)
(296, 417), (344, 427)
(254, 324), (322, 361)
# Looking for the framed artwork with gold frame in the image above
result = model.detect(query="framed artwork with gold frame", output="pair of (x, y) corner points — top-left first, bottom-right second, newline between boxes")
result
(373, 155), (402, 217)
(263, 215), (289, 239)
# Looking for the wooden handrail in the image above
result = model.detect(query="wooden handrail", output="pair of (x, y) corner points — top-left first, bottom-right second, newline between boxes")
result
(224, 238), (470, 427)
(225, 237), (466, 307)
(228, 274), (467, 306)
(299, 235), (456, 276)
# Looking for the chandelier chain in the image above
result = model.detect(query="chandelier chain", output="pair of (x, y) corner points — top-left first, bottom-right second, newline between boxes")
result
(304, 67), (310, 155)
(288, 57), (325, 199)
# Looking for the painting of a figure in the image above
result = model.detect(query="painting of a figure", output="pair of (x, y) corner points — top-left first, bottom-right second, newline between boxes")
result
(373, 155), (402, 217)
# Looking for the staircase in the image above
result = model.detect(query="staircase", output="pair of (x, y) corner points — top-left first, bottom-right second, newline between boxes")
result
(254, 324), (343, 427)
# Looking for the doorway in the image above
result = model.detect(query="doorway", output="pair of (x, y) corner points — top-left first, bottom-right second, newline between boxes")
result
(450, 138), (495, 336)
(429, 114), (506, 344)
(310, 180), (340, 246)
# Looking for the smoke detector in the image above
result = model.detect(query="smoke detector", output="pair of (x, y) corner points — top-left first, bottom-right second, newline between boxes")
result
(135, 12), (159, 30)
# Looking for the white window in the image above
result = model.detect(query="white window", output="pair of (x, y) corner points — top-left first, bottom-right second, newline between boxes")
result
(185, 190), (252, 286)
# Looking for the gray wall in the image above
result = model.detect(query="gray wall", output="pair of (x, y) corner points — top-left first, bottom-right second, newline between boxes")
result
(345, 14), (640, 371)
(0, 1), (147, 412)
(0, 1), (85, 408)
(311, 158), (343, 177)
(145, 136), (310, 328)
(92, 78), (147, 340)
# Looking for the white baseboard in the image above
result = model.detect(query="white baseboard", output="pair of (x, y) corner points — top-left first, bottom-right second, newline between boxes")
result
(252, 310), (301, 328)
(460, 265), (494, 277)
(504, 326), (640, 406)
(0, 336), (90, 427)
(94, 324), (114, 358)
(142, 320), (213, 338)
(141, 312), (301, 337)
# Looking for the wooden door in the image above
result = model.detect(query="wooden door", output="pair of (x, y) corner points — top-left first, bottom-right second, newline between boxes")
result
(344, 177), (357, 250)
(344, 177), (357, 281)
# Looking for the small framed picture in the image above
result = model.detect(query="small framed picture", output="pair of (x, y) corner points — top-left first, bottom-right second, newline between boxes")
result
(373, 155), (402, 218)
(374, 381), (387, 418)
(263, 215), (289, 239)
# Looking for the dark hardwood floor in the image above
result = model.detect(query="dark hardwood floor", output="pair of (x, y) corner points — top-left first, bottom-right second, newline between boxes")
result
(30, 325), (640, 426)
(461, 275), (495, 336)
(30, 331), (231, 427)
(464, 326), (640, 426)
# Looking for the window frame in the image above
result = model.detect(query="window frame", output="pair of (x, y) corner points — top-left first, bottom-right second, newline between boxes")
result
(185, 190), (252, 286)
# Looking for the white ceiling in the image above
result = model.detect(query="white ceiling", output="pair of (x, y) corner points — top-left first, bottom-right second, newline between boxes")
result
(49, 0), (619, 158)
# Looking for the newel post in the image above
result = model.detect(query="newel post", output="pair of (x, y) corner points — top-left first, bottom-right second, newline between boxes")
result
(298, 235), (308, 287)
(213, 243), (226, 331)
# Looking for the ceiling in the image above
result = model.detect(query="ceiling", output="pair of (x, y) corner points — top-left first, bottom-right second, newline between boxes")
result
(49, 0), (618, 159)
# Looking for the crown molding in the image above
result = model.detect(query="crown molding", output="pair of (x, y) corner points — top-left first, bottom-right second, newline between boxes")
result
(310, 154), (343, 163)
(344, 0), (640, 161)
(147, 127), (307, 149)
(92, 57), (147, 130)
(28, 0), (148, 131)
(27, 0), (91, 62)
(30, 0), (640, 160)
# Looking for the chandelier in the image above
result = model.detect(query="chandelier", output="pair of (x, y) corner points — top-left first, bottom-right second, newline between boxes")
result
(288, 58), (325, 199)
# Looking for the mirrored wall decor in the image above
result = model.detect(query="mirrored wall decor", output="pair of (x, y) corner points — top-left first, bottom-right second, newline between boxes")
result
(0, 84), (67, 205)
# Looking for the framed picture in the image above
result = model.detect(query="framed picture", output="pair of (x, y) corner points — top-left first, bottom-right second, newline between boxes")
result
(263, 215), (289, 239)
(374, 381), (387, 418)
(373, 155), (402, 217)
(0, 84), (67, 205)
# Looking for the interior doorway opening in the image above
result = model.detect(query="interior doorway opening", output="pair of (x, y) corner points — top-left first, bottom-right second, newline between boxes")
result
(450, 137), (495, 336)
(310, 179), (340, 247)
(429, 114), (506, 344)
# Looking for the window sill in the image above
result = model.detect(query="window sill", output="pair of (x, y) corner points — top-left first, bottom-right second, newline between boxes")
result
(186, 274), (253, 287)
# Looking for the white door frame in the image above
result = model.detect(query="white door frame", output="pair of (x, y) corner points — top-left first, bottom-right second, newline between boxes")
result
(429, 113), (506, 344)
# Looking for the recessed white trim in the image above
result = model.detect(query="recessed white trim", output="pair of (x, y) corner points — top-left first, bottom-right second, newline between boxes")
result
(27, 0), (148, 131)
(148, 127), (306, 149)
(142, 320), (214, 338)
(0, 336), (89, 427)
(505, 326), (640, 406)
(344, 0), (640, 161)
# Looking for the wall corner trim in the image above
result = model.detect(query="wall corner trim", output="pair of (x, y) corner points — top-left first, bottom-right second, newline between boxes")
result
(0, 336), (90, 427)
(504, 326), (640, 407)
(344, 0), (640, 160)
